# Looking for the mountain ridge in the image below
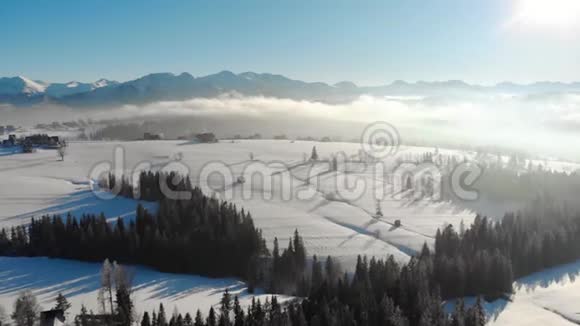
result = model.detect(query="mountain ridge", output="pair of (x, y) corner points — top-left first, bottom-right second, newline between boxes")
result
(1, 72), (579, 107)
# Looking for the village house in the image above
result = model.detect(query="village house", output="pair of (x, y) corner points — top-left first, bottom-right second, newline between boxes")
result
(24, 134), (60, 147)
(1, 134), (17, 147)
(194, 132), (218, 143)
(144, 132), (163, 140)
(74, 313), (118, 326)
(40, 309), (65, 326)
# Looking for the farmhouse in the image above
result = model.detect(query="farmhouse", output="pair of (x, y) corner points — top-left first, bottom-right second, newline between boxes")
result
(144, 132), (163, 140)
(74, 314), (118, 326)
(24, 134), (60, 146)
(22, 140), (34, 153)
(40, 309), (65, 326)
(195, 132), (218, 143)
(1, 134), (17, 147)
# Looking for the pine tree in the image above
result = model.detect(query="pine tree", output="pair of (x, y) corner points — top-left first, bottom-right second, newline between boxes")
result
(115, 282), (133, 326)
(184, 313), (193, 326)
(310, 146), (319, 161)
(271, 238), (280, 291)
(472, 297), (486, 326)
(324, 256), (339, 283)
(79, 305), (89, 326)
(53, 292), (71, 312)
(194, 310), (204, 326)
(142, 312), (152, 326)
(233, 296), (244, 326)
(451, 300), (465, 326)
(158, 304), (167, 326)
(152, 312), (158, 326)
(207, 308), (216, 326)
(311, 255), (323, 293)
(293, 230), (306, 271)
(219, 290), (232, 326)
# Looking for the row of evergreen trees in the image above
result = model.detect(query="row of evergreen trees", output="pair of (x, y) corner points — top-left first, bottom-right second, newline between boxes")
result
(6, 206), (579, 325)
(267, 205), (580, 311)
(137, 261), (488, 326)
(437, 150), (580, 204)
(100, 171), (187, 202)
(432, 205), (580, 299)
(0, 185), (269, 280)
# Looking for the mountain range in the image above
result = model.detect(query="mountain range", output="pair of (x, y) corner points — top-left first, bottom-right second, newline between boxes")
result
(1, 71), (579, 107)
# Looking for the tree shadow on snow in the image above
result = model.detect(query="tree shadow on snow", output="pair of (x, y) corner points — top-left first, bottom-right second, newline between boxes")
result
(514, 260), (580, 293)
(0, 257), (248, 306)
(7, 190), (158, 223)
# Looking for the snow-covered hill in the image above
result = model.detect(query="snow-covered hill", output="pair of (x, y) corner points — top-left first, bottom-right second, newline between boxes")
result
(2, 139), (580, 321)
(0, 140), (477, 267)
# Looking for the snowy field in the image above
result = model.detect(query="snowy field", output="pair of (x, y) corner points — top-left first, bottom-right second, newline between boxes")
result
(0, 256), (287, 316)
(445, 259), (580, 326)
(1, 139), (579, 319)
(0, 140), (479, 264)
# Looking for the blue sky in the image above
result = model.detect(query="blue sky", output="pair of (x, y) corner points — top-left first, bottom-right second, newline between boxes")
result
(1, 0), (579, 84)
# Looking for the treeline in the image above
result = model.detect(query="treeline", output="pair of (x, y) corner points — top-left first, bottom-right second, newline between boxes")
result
(433, 150), (580, 205)
(432, 205), (580, 299)
(137, 258), (488, 326)
(99, 170), (187, 202)
(0, 186), (268, 280)
(459, 165), (580, 203)
(88, 123), (148, 141)
(269, 235), (307, 294)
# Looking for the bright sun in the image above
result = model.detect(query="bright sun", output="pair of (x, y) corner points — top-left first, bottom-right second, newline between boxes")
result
(511, 0), (580, 31)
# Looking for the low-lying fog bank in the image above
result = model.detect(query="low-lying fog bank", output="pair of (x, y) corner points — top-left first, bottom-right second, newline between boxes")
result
(2, 92), (580, 160)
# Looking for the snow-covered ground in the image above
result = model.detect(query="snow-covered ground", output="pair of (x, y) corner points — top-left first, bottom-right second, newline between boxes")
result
(0, 257), (287, 317)
(1, 139), (579, 320)
(445, 259), (580, 326)
(493, 259), (580, 325)
(2, 139), (578, 265)
(0, 140), (477, 264)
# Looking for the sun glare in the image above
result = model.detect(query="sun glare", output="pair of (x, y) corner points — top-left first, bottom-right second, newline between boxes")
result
(511, 0), (580, 31)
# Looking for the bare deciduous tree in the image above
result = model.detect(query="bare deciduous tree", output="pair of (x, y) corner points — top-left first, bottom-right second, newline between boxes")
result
(57, 145), (66, 161)
(99, 259), (115, 315)
(0, 305), (7, 326)
(11, 291), (40, 326)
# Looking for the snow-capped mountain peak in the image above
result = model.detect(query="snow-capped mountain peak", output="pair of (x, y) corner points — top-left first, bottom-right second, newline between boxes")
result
(0, 76), (48, 96)
(18, 76), (48, 94)
(43, 78), (119, 98)
(93, 79), (116, 88)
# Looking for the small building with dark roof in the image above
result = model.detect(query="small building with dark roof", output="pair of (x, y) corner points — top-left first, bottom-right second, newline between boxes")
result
(195, 132), (218, 143)
(40, 309), (65, 326)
